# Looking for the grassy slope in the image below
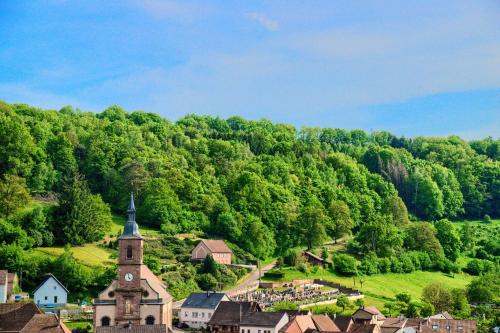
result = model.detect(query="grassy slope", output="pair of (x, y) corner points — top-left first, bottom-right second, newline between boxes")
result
(29, 214), (162, 267)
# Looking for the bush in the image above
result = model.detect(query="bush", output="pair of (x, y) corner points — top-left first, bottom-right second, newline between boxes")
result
(263, 269), (285, 279)
(482, 214), (492, 224)
(360, 253), (379, 275)
(377, 257), (392, 273)
(390, 256), (403, 273)
(400, 253), (415, 273)
(283, 248), (303, 266)
(464, 259), (496, 276)
(298, 263), (310, 275)
(332, 254), (358, 276)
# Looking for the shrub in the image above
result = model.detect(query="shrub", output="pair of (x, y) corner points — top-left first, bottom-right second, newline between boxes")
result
(360, 253), (379, 275)
(377, 257), (392, 273)
(332, 254), (358, 276)
(482, 214), (492, 224)
(390, 256), (403, 273)
(400, 253), (415, 273)
(298, 263), (310, 275)
(464, 259), (496, 276)
(263, 269), (285, 279)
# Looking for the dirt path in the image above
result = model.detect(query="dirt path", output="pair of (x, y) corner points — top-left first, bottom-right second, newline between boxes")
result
(172, 260), (276, 309)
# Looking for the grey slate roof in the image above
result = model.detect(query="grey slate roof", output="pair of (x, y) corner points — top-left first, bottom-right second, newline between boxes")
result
(119, 192), (142, 239)
(241, 312), (287, 327)
(181, 292), (226, 309)
(96, 324), (167, 333)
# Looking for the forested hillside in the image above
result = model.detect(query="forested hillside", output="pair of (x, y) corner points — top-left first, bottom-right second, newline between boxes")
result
(0, 101), (498, 258)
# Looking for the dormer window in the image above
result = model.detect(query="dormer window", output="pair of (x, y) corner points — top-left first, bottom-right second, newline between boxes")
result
(127, 245), (133, 259)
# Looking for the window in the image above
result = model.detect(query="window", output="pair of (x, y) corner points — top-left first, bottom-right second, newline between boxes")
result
(208, 313), (211, 318)
(242, 330), (244, 333)
(101, 317), (110, 326)
(54, 286), (57, 290)
(202, 312), (205, 318)
(108, 291), (115, 298)
(458, 326), (464, 331)
(258, 330), (261, 333)
(193, 312), (198, 318)
(54, 296), (58, 303)
(143, 291), (149, 298)
(44, 296), (48, 300)
(184, 312), (188, 317)
(446, 326), (451, 330)
(432, 325), (439, 331)
(146, 316), (155, 325)
(127, 245), (133, 259)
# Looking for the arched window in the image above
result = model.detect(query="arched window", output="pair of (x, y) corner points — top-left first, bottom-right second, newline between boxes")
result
(146, 316), (155, 325)
(126, 245), (133, 259)
(101, 317), (110, 326)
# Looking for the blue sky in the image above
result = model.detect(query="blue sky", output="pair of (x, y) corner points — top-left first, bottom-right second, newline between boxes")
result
(0, 0), (499, 139)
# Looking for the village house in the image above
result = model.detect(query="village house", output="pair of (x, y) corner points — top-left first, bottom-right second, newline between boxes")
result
(33, 273), (68, 307)
(192, 239), (233, 265)
(278, 308), (476, 333)
(93, 193), (173, 332)
(0, 270), (18, 303)
(208, 301), (262, 333)
(280, 314), (342, 333)
(352, 307), (386, 325)
(0, 302), (71, 333)
(180, 292), (230, 329)
(240, 312), (289, 333)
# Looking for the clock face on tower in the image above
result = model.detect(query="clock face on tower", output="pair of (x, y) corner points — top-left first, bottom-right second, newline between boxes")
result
(125, 273), (134, 282)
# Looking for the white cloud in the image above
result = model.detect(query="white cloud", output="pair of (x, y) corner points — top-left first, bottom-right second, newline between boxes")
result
(245, 12), (279, 31)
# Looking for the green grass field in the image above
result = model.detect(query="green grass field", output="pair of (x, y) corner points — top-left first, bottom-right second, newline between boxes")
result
(63, 320), (93, 330)
(32, 244), (115, 267)
(263, 267), (473, 308)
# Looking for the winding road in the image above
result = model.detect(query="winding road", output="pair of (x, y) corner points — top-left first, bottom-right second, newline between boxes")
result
(172, 260), (276, 309)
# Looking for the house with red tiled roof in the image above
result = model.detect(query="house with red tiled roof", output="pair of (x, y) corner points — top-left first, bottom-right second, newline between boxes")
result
(192, 240), (233, 265)
(352, 307), (386, 325)
(0, 302), (71, 333)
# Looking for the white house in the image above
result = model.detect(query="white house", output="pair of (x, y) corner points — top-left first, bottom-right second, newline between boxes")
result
(240, 312), (289, 333)
(180, 292), (229, 329)
(33, 274), (68, 307)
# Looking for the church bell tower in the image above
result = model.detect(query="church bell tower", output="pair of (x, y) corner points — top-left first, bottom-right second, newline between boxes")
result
(115, 192), (143, 324)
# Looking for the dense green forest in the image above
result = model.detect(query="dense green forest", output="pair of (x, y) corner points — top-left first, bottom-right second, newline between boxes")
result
(0, 101), (498, 305)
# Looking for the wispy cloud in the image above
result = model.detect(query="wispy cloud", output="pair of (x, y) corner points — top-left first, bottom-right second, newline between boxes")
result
(245, 12), (279, 31)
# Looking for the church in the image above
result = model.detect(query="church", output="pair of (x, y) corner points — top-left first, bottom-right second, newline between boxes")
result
(93, 194), (172, 332)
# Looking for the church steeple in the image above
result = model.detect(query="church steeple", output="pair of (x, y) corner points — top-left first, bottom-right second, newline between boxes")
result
(119, 192), (142, 239)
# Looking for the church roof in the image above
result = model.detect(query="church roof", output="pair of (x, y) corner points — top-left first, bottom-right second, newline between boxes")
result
(96, 324), (167, 333)
(140, 265), (172, 302)
(119, 192), (142, 239)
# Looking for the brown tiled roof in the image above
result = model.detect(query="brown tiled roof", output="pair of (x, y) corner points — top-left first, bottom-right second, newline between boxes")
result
(349, 324), (380, 333)
(96, 324), (167, 333)
(241, 312), (287, 327)
(419, 319), (477, 333)
(0, 303), (42, 332)
(208, 301), (260, 326)
(294, 316), (317, 333)
(311, 315), (341, 333)
(364, 307), (385, 319)
(20, 313), (71, 333)
(281, 320), (303, 333)
(382, 318), (407, 328)
(0, 270), (7, 285)
(201, 240), (232, 253)
(140, 265), (173, 302)
(332, 316), (353, 332)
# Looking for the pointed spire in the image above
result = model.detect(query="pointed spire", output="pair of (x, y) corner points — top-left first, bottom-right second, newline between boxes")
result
(120, 192), (142, 239)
